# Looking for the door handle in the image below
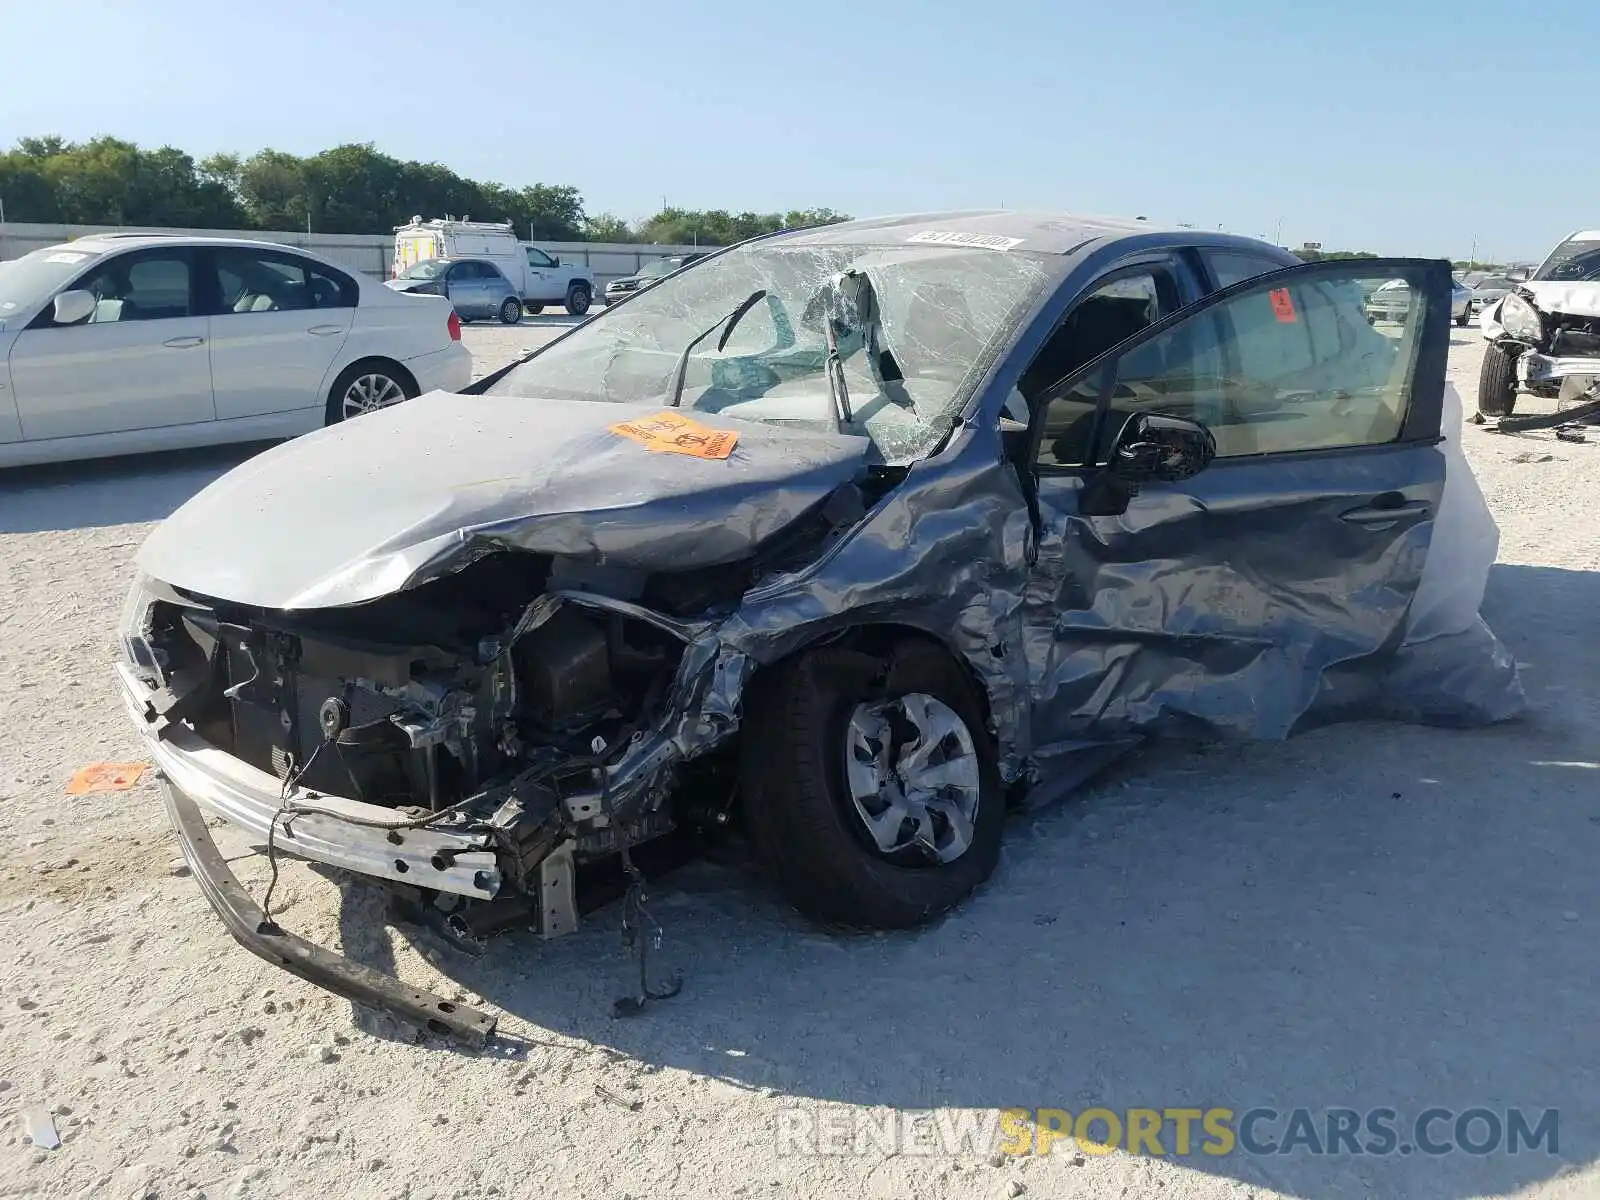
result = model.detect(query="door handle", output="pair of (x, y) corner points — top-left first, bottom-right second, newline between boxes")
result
(307, 325), (344, 336)
(163, 336), (205, 349)
(1340, 495), (1432, 525)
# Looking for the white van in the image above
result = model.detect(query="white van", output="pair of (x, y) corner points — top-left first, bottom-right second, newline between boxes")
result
(392, 217), (597, 314)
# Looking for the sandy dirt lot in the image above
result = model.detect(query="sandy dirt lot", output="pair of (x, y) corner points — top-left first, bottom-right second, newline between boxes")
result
(0, 324), (1596, 1200)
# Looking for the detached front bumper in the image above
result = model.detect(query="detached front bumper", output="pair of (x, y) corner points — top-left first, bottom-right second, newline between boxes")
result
(1519, 350), (1600, 387)
(163, 781), (497, 1046)
(122, 655), (500, 1045)
(115, 663), (502, 900)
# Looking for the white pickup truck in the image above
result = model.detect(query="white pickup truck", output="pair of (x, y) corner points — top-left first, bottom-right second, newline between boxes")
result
(393, 217), (597, 314)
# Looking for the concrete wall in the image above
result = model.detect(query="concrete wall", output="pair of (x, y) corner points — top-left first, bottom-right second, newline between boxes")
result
(0, 222), (713, 288)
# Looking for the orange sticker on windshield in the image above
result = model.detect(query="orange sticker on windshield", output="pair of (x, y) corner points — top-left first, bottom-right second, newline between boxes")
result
(1269, 287), (1298, 323)
(66, 762), (148, 795)
(609, 411), (739, 459)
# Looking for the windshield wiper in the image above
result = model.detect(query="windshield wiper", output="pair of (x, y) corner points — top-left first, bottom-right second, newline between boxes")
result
(822, 305), (853, 430)
(667, 289), (768, 408)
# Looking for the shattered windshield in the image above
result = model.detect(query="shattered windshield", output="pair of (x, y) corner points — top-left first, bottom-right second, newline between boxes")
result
(485, 241), (1052, 463)
(399, 260), (450, 280)
(636, 256), (684, 279)
(1533, 236), (1600, 282)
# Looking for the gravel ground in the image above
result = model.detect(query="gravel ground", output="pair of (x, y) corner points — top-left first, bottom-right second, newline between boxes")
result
(1, 325), (1596, 1200)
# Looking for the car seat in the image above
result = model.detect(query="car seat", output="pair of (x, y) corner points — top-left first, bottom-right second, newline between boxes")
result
(1041, 296), (1160, 465)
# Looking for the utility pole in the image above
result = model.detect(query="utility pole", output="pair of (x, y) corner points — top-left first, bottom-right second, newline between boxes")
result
(1468, 233), (1478, 269)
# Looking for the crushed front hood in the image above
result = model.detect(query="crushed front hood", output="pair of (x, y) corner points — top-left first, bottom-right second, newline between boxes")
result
(1521, 280), (1600, 318)
(136, 391), (868, 610)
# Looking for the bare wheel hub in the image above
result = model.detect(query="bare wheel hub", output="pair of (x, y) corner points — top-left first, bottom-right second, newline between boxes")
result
(843, 692), (981, 864)
(342, 373), (406, 419)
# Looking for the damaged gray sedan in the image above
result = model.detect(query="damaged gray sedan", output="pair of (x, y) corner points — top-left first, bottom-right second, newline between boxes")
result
(116, 212), (1521, 1043)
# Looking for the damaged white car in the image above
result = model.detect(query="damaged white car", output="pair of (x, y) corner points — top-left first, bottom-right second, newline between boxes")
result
(1476, 229), (1600, 426)
(116, 212), (1522, 1044)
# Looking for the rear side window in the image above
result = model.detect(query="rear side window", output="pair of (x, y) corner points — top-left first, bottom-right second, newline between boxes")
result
(212, 249), (357, 314)
(1204, 251), (1287, 290)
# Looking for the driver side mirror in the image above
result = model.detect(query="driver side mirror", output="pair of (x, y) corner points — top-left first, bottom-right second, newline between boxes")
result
(550, 256), (561, 267)
(1107, 412), (1216, 483)
(52, 289), (97, 326)
(1079, 411), (1215, 517)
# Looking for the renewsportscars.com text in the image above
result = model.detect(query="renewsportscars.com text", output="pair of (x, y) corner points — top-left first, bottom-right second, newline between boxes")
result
(774, 1105), (1559, 1159)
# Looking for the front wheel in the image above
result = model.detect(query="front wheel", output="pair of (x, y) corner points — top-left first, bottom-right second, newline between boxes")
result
(1477, 342), (1520, 418)
(325, 361), (418, 425)
(1456, 308), (1470, 327)
(565, 283), (592, 316)
(498, 297), (523, 325)
(740, 641), (1003, 929)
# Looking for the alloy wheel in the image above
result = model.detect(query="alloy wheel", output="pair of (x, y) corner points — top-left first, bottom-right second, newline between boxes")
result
(842, 692), (982, 865)
(341, 373), (407, 420)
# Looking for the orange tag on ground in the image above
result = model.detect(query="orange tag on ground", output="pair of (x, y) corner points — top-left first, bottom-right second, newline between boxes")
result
(609, 411), (739, 459)
(66, 762), (148, 795)
(1269, 287), (1297, 323)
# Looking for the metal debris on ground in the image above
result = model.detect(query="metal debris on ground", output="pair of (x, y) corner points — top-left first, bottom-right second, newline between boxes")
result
(594, 1083), (643, 1111)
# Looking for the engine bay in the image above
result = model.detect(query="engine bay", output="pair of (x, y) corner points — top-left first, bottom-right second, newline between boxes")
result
(134, 550), (726, 887)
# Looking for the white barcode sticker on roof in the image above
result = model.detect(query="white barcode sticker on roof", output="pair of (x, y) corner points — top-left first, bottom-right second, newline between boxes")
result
(906, 230), (1023, 251)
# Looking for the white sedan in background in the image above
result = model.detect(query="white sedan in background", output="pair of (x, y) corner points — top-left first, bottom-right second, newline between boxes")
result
(1367, 277), (1475, 326)
(0, 234), (471, 468)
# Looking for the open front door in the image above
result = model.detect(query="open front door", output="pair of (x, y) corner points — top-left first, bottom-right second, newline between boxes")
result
(1019, 257), (1454, 749)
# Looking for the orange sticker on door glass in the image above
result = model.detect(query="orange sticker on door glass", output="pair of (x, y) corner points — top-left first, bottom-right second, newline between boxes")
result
(1269, 287), (1298, 323)
(609, 410), (739, 459)
(66, 762), (148, 795)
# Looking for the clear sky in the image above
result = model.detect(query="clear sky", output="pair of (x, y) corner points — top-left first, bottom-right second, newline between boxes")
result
(1, 0), (1592, 260)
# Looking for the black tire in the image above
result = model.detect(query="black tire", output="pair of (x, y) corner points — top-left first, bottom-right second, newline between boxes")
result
(1478, 343), (1520, 418)
(498, 297), (523, 325)
(324, 360), (418, 425)
(740, 640), (1003, 929)
(525, 302), (544, 315)
(565, 283), (592, 316)
(1456, 308), (1470, 327)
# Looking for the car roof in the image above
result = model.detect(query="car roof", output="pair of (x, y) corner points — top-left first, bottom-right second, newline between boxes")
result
(769, 208), (1293, 264)
(57, 233), (360, 277)
(66, 233), (315, 254)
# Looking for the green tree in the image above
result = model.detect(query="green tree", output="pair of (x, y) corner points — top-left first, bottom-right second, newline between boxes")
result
(1296, 248), (1379, 262)
(584, 212), (636, 242)
(237, 149), (312, 230)
(0, 134), (843, 244)
(0, 148), (58, 221)
(515, 184), (585, 240)
(636, 205), (848, 246)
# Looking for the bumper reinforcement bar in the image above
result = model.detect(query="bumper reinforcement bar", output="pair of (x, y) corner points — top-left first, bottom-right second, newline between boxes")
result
(164, 780), (498, 1048)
